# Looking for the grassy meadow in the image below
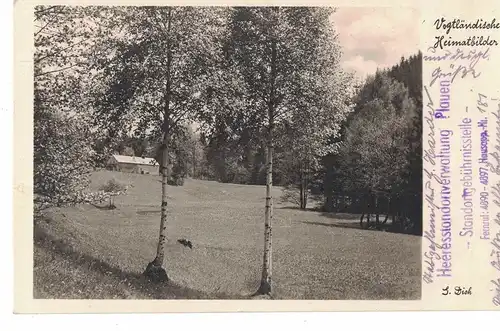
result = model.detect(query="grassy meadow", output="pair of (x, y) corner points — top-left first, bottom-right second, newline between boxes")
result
(34, 170), (421, 300)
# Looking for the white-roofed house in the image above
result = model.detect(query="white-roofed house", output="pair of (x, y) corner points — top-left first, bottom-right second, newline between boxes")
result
(106, 154), (160, 175)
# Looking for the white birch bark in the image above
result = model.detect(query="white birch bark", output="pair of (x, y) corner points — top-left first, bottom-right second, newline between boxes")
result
(153, 131), (170, 266)
(151, 7), (172, 270)
(259, 132), (274, 293)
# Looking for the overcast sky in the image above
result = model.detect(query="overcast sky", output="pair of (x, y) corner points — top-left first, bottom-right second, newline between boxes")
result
(331, 7), (420, 79)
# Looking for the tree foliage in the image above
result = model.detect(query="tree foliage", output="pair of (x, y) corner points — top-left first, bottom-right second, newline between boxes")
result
(33, 6), (104, 209)
(322, 53), (422, 234)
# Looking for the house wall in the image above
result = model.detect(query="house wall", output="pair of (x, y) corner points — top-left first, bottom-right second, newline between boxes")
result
(116, 163), (138, 173)
(137, 164), (159, 175)
(108, 162), (159, 175)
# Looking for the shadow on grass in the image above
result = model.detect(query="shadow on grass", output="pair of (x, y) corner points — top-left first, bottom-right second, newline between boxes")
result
(136, 210), (161, 215)
(33, 223), (245, 300)
(90, 203), (117, 210)
(301, 220), (421, 236)
(277, 206), (323, 212)
(319, 212), (361, 221)
(278, 206), (362, 221)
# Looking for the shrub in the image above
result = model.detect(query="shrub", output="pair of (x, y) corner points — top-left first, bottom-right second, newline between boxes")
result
(98, 179), (126, 209)
(168, 173), (185, 186)
(280, 186), (301, 206)
(99, 178), (126, 193)
(34, 107), (96, 211)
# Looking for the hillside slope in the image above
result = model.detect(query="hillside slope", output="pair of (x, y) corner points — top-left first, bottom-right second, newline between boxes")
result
(34, 170), (421, 300)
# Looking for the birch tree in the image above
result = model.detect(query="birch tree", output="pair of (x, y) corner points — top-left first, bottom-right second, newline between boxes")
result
(277, 81), (354, 210)
(228, 7), (351, 295)
(91, 6), (227, 282)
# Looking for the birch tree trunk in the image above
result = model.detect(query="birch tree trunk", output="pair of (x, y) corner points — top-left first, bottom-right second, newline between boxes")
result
(144, 7), (172, 283)
(192, 144), (196, 178)
(259, 124), (274, 294)
(155, 128), (170, 265)
(302, 162), (309, 210)
(257, 18), (278, 294)
(299, 164), (305, 210)
(301, 175), (307, 209)
(145, 125), (170, 282)
(299, 179), (304, 210)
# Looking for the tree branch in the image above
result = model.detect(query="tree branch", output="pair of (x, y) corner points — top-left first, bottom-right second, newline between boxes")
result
(135, 98), (164, 114)
(171, 106), (192, 127)
(35, 39), (87, 64)
(35, 64), (80, 77)
(34, 6), (59, 19)
(34, 20), (54, 37)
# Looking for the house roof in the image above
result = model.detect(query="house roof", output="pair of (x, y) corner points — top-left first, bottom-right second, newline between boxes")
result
(110, 154), (159, 166)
